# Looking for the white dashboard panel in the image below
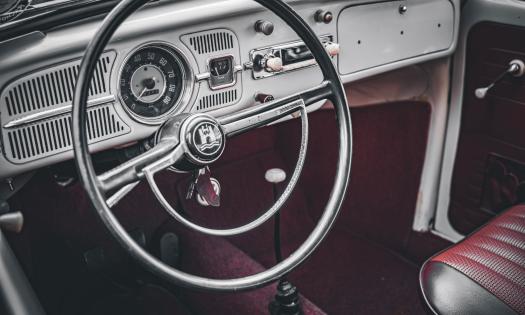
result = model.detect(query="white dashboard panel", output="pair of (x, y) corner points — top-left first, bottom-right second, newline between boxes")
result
(0, 0), (460, 180)
(338, 0), (455, 74)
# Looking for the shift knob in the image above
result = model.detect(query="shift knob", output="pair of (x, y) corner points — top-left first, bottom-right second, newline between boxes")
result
(265, 168), (286, 184)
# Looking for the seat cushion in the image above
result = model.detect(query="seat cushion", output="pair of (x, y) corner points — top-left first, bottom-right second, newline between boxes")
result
(420, 205), (525, 315)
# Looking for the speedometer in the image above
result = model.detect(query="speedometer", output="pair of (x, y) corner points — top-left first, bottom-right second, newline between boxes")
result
(119, 45), (188, 123)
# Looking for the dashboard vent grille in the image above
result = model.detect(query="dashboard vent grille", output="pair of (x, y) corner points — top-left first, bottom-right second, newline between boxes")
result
(188, 31), (234, 54)
(4, 104), (130, 164)
(197, 89), (238, 112)
(2, 52), (115, 119)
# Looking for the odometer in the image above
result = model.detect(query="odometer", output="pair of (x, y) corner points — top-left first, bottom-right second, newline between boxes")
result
(119, 45), (186, 123)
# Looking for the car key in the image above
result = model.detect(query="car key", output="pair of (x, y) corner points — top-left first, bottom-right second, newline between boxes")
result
(186, 168), (206, 199)
(195, 167), (220, 207)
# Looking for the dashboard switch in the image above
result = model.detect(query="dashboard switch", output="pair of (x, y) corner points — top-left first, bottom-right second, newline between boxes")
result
(315, 10), (333, 24)
(255, 20), (274, 35)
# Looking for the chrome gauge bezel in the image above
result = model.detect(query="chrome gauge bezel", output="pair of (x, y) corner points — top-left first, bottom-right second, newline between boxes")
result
(117, 42), (194, 125)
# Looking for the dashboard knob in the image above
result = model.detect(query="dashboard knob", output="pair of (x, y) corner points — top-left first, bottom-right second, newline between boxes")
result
(255, 20), (274, 35)
(315, 10), (333, 24)
(255, 93), (275, 103)
(324, 42), (340, 57)
(265, 56), (283, 72)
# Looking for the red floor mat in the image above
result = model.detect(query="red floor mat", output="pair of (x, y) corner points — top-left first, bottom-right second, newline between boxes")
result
(174, 144), (427, 315)
(8, 102), (434, 314)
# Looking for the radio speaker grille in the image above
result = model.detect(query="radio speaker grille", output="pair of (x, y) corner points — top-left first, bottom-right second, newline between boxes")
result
(196, 89), (239, 112)
(4, 104), (130, 164)
(187, 31), (235, 55)
(2, 52), (115, 119)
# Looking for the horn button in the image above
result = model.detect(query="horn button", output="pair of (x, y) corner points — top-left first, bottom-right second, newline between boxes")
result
(155, 114), (226, 169)
(183, 115), (226, 166)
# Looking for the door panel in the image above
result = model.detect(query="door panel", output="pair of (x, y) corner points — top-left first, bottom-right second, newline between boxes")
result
(449, 22), (525, 234)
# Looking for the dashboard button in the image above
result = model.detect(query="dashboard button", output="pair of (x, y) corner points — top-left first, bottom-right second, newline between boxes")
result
(315, 10), (333, 24)
(255, 93), (275, 103)
(324, 42), (340, 57)
(255, 20), (274, 35)
(265, 56), (283, 72)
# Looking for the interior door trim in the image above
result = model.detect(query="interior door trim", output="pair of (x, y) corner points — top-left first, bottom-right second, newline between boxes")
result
(435, 0), (525, 242)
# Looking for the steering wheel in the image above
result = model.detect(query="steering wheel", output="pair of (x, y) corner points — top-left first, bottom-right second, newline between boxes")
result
(72, 0), (352, 292)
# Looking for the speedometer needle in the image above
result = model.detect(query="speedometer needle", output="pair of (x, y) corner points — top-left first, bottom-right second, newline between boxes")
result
(138, 87), (148, 100)
(137, 77), (157, 101)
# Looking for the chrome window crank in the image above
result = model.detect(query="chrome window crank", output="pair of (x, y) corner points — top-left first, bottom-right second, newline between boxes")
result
(475, 59), (525, 99)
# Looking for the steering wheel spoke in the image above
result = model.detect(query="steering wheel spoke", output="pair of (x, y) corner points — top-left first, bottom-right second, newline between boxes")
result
(106, 181), (141, 208)
(219, 80), (333, 138)
(97, 140), (180, 193)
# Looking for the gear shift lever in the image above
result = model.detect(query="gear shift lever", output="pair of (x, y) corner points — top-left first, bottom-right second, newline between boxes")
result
(266, 169), (287, 262)
(265, 168), (303, 315)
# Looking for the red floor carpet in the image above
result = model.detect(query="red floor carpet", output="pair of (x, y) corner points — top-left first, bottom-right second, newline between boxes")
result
(8, 102), (440, 314)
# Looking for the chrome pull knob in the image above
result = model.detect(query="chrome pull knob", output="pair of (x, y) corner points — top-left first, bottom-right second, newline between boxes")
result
(265, 56), (284, 72)
(253, 54), (283, 73)
(315, 10), (334, 24)
(324, 42), (340, 57)
(475, 59), (525, 99)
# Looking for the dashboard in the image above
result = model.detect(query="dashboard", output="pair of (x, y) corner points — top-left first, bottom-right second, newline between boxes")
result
(0, 0), (459, 179)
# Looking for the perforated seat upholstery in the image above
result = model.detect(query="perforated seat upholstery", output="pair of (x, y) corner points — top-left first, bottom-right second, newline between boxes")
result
(420, 205), (525, 315)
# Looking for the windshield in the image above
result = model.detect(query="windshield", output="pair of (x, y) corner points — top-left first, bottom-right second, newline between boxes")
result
(0, 0), (93, 25)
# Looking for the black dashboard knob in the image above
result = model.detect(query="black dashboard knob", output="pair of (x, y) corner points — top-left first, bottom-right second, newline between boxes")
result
(315, 10), (333, 24)
(255, 93), (275, 103)
(255, 20), (274, 35)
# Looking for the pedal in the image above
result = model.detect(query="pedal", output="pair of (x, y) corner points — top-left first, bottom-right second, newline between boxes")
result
(159, 232), (180, 268)
(0, 200), (23, 233)
(84, 229), (147, 272)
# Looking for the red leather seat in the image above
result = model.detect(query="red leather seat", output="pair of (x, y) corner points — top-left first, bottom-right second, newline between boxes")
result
(420, 205), (525, 315)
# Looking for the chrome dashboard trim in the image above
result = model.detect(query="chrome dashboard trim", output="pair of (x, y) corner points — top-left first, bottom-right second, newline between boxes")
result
(3, 95), (116, 129)
(194, 65), (243, 82)
(249, 34), (333, 80)
(195, 65), (244, 81)
(194, 54), (244, 91)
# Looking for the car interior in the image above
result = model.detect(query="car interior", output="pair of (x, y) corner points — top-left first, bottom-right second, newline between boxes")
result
(0, 0), (524, 314)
